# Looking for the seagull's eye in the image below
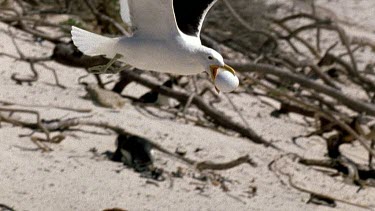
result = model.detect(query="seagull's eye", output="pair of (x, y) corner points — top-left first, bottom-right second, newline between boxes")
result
(208, 56), (213, 60)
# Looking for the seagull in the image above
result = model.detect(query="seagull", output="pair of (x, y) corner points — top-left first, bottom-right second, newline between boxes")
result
(71, 0), (239, 92)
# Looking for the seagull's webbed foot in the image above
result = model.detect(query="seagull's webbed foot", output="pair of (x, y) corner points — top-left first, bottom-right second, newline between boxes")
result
(88, 53), (124, 74)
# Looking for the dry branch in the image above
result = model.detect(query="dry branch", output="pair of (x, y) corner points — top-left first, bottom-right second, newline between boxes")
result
(0, 107), (50, 140)
(82, 0), (131, 36)
(228, 61), (375, 116)
(222, 0), (278, 50)
(270, 155), (374, 210)
(245, 75), (375, 157)
(195, 155), (256, 171)
(299, 158), (375, 183)
(0, 100), (92, 113)
(118, 69), (278, 149)
(0, 113), (256, 171)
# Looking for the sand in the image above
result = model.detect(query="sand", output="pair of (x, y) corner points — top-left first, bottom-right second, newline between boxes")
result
(0, 1), (374, 210)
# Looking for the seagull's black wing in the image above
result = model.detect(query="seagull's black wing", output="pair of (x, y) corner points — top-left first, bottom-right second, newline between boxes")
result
(173, 0), (218, 37)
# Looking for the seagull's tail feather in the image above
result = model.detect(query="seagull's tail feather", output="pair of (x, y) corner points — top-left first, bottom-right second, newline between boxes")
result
(71, 26), (116, 57)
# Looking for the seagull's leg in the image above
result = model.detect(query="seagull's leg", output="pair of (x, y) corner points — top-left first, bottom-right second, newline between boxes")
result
(181, 93), (196, 115)
(88, 53), (124, 74)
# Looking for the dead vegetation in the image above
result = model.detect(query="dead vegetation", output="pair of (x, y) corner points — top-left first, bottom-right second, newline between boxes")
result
(0, 0), (375, 209)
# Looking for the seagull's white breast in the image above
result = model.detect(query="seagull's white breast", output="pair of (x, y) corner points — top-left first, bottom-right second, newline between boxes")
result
(114, 34), (204, 75)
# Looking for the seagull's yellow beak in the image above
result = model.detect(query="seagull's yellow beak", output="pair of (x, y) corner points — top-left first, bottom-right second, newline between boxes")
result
(209, 64), (237, 93)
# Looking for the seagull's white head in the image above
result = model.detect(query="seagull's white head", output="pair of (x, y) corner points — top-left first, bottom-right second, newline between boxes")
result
(196, 46), (238, 92)
(196, 47), (224, 73)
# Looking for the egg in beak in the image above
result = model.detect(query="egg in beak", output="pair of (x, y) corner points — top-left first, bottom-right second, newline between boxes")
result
(209, 64), (238, 93)
(210, 64), (236, 80)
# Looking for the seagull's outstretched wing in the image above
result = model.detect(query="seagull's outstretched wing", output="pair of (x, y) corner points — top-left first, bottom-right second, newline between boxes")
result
(119, 0), (179, 38)
(173, 0), (218, 37)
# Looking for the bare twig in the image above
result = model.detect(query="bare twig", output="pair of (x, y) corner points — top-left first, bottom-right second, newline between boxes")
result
(118, 69), (278, 149)
(282, 171), (372, 210)
(0, 100), (92, 113)
(82, 0), (131, 36)
(0, 107), (50, 140)
(245, 75), (375, 157)
(270, 155), (374, 210)
(1, 113), (256, 171)
(195, 155), (256, 171)
(222, 0), (278, 51)
(228, 61), (375, 116)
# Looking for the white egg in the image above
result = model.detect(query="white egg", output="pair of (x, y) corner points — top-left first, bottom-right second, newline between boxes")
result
(214, 68), (239, 93)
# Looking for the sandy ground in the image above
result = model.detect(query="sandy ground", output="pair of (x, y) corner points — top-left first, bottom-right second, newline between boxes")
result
(0, 1), (375, 211)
